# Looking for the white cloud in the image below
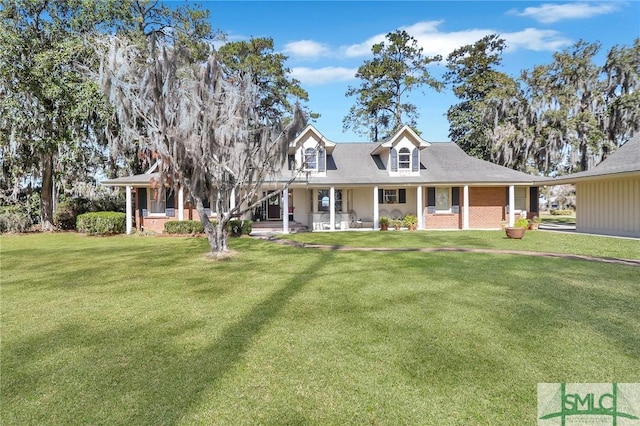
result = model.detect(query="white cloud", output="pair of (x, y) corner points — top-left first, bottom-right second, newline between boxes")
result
(341, 20), (572, 60)
(284, 40), (330, 59)
(341, 34), (387, 58)
(512, 2), (622, 24)
(503, 28), (572, 52)
(290, 66), (357, 85)
(404, 22), (494, 58)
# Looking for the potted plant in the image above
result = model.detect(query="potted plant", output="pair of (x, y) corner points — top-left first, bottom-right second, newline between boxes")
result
(391, 218), (402, 230)
(402, 214), (418, 230)
(379, 216), (390, 231)
(528, 216), (542, 230)
(505, 217), (529, 239)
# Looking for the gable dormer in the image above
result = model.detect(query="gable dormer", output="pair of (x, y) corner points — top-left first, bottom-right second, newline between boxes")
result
(288, 125), (336, 176)
(370, 125), (430, 176)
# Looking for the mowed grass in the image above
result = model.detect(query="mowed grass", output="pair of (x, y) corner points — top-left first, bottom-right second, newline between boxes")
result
(280, 229), (640, 260)
(1, 232), (639, 425)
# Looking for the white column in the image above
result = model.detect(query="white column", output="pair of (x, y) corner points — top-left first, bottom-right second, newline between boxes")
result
(230, 188), (236, 212)
(178, 187), (184, 221)
(373, 186), (379, 230)
(125, 185), (132, 234)
(282, 188), (289, 234)
(463, 185), (470, 230)
(329, 186), (336, 230)
(416, 186), (423, 230)
(509, 185), (515, 227)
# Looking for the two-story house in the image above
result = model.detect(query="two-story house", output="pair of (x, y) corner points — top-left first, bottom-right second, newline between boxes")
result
(102, 125), (542, 233)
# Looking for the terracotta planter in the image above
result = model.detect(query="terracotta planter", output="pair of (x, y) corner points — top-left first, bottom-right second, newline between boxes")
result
(528, 223), (539, 230)
(505, 227), (526, 239)
(380, 223), (389, 231)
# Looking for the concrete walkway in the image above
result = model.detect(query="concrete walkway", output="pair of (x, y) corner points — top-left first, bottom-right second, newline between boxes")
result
(256, 235), (640, 267)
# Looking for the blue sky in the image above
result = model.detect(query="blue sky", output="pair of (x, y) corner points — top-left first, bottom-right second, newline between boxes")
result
(197, 1), (639, 142)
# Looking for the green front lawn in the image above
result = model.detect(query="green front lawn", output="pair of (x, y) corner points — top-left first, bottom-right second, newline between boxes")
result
(1, 232), (638, 425)
(280, 229), (640, 260)
(539, 213), (577, 225)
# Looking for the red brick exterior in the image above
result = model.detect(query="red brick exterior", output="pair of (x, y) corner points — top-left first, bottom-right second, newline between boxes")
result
(424, 212), (461, 229)
(423, 186), (507, 230)
(134, 192), (215, 233)
(468, 187), (506, 228)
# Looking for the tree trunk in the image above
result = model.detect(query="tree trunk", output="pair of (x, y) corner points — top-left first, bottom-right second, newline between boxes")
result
(41, 152), (55, 231)
(194, 198), (229, 255)
(215, 218), (229, 253)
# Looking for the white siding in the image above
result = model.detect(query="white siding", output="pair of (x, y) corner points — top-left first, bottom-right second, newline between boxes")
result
(577, 176), (640, 238)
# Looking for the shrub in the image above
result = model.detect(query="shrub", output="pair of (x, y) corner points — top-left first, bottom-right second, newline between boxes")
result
(163, 219), (251, 236)
(550, 209), (573, 216)
(228, 219), (252, 237)
(164, 220), (205, 234)
(513, 218), (530, 228)
(54, 201), (81, 230)
(0, 206), (33, 233)
(402, 214), (418, 227)
(76, 212), (126, 235)
(54, 195), (126, 231)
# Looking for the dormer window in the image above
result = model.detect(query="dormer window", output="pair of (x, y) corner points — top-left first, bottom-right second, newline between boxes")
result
(303, 147), (326, 172)
(399, 148), (411, 169)
(390, 147), (420, 173)
(304, 148), (317, 170)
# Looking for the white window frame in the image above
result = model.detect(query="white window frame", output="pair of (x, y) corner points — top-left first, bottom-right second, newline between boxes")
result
(398, 147), (411, 170)
(435, 187), (451, 213)
(317, 188), (342, 212)
(304, 148), (317, 171)
(149, 187), (166, 216)
(515, 187), (527, 211)
(383, 189), (397, 204)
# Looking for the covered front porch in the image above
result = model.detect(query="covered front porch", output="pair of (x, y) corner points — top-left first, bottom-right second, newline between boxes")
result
(277, 183), (539, 234)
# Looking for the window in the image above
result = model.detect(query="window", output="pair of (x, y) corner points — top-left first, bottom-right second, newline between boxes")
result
(398, 148), (411, 169)
(150, 187), (166, 214)
(515, 187), (527, 211)
(436, 187), (450, 211)
(384, 189), (397, 204)
(378, 188), (407, 204)
(304, 148), (316, 170)
(317, 189), (342, 211)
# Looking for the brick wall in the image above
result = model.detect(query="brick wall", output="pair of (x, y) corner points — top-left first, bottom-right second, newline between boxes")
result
(468, 187), (505, 228)
(421, 186), (507, 230)
(423, 211), (461, 229)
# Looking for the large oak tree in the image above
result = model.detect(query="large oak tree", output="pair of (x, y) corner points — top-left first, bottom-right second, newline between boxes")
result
(0, 0), (121, 229)
(98, 33), (306, 254)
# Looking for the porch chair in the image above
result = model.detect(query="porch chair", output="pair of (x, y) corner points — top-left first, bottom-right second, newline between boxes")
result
(320, 212), (332, 230)
(348, 210), (361, 228)
(390, 209), (403, 220)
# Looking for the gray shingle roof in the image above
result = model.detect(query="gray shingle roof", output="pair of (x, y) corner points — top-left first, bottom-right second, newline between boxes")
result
(288, 142), (540, 186)
(542, 134), (640, 184)
(102, 142), (541, 188)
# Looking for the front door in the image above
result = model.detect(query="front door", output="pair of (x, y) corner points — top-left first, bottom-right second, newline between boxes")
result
(267, 193), (281, 219)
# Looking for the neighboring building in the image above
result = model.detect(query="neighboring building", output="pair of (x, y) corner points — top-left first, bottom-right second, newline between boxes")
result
(101, 125), (542, 233)
(542, 134), (640, 238)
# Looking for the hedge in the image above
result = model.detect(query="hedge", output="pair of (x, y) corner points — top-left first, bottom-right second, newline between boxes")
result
(164, 220), (205, 234)
(163, 219), (252, 236)
(229, 219), (252, 237)
(54, 195), (126, 231)
(550, 209), (574, 216)
(0, 206), (33, 233)
(76, 212), (126, 235)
